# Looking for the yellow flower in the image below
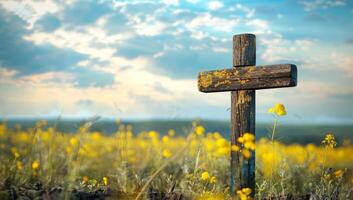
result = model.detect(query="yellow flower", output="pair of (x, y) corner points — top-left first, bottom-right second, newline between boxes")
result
(237, 137), (244, 143)
(70, 137), (79, 146)
(200, 171), (210, 181)
(11, 147), (20, 158)
(168, 129), (175, 136)
(32, 160), (39, 170)
(66, 146), (73, 154)
(216, 138), (228, 147)
(212, 132), (222, 139)
(0, 124), (6, 137)
(103, 177), (108, 185)
(83, 176), (89, 184)
(333, 169), (344, 178)
(243, 133), (255, 142)
(210, 176), (217, 183)
(231, 145), (240, 152)
(148, 131), (159, 139)
(162, 149), (172, 158)
(268, 103), (286, 116)
(322, 133), (337, 148)
(237, 188), (252, 200)
(16, 161), (23, 170)
(244, 141), (255, 150)
(18, 132), (30, 142)
(195, 125), (205, 136)
(242, 149), (251, 159)
(162, 136), (170, 143)
(242, 188), (252, 195)
(216, 147), (230, 156)
(197, 192), (224, 200)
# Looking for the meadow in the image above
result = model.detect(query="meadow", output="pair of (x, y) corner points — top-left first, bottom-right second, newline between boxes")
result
(0, 106), (353, 200)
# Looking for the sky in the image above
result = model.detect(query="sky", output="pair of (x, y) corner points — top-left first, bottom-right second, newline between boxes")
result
(0, 0), (353, 123)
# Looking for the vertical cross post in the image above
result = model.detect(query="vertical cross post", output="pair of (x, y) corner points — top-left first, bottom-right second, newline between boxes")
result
(230, 34), (256, 195)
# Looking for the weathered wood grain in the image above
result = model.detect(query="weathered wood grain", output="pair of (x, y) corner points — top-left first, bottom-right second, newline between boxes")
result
(230, 34), (256, 195)
(233, 34), (256, 67)
(198, 64), (297, 92)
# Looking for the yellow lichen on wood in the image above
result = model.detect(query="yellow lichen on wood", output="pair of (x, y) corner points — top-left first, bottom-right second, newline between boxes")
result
(237, 91), (252, 105)
(247, 66), (256, 72)
(233, 70), (239, 76)
(213, 70), (230, 79)
(198, 73), (213, 88)
(214, 80), (231, 88)
(239, 79), (249, 84)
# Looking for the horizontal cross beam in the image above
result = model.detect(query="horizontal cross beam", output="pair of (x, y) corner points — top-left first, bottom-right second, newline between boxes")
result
(198, 64), (297, 92)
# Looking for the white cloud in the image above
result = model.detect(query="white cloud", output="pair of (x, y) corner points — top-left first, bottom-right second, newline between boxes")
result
(207, 1), (224, 10)
(212, 47), (229, 53)
(18, 72), (75, 86)
(153, 52), (165, 58)
(131, 16), (167, 36)
(186, 13), (240, 33)
(0, 67), (16, 78)
(23, 23), (133, 62)
(0, 67), (17, 83)
(0, 0), (61, 28)
(229, 4), (255, 18)
(331, 53), (353, 77)
(185, 0), (199, 4)
(246, 19), (269, 34)
(163, 0), (179, 6)
(300, 0), (346, 11)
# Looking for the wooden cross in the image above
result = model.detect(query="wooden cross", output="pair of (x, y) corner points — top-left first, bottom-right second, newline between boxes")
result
(197, 34), (297, 196)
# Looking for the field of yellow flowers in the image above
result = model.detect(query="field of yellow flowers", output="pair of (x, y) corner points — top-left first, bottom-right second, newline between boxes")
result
(0, 105), (352, 200)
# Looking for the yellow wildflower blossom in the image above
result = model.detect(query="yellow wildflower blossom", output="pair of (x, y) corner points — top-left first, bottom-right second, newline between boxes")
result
(83, 176), (89, 184)
(16, 161), (23, 170)
(0, 124), (5, 137)
(231, 145), (240, 152)
(197, 192), (224, 200)
(244, 141), (256, 150)
(103, 177), (108, 185)
(162, 149), (172, 158)
(162, 136), (170, 143)
(216, 138), (228, 147)
(195, 125), (205, 136)
(11, 147), (20, 158)
(268, 103), (286, 116)
(333, 169), (344, 178)
(148, 131), (159, 139)
(168, 129), (175, 136)
(216, 146), (230, 156)
(212, 132), (222, 139)
(210, 176), (217, 183)
(66, 146), (73, 154)
(32, 160), (39, 170)
(242, 188), (252, 195)
(243, 133), (255, 142)
(242, 149), (251, 159)
(322, 133), (337, 148)
(200, 171), (210, 181)
(70, 137), (79, 146)
(237, 188), (252, 200)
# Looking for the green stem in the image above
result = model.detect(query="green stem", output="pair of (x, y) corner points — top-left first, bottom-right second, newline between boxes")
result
(271, 119), (278, 142)
(270, 118), (278, 195)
